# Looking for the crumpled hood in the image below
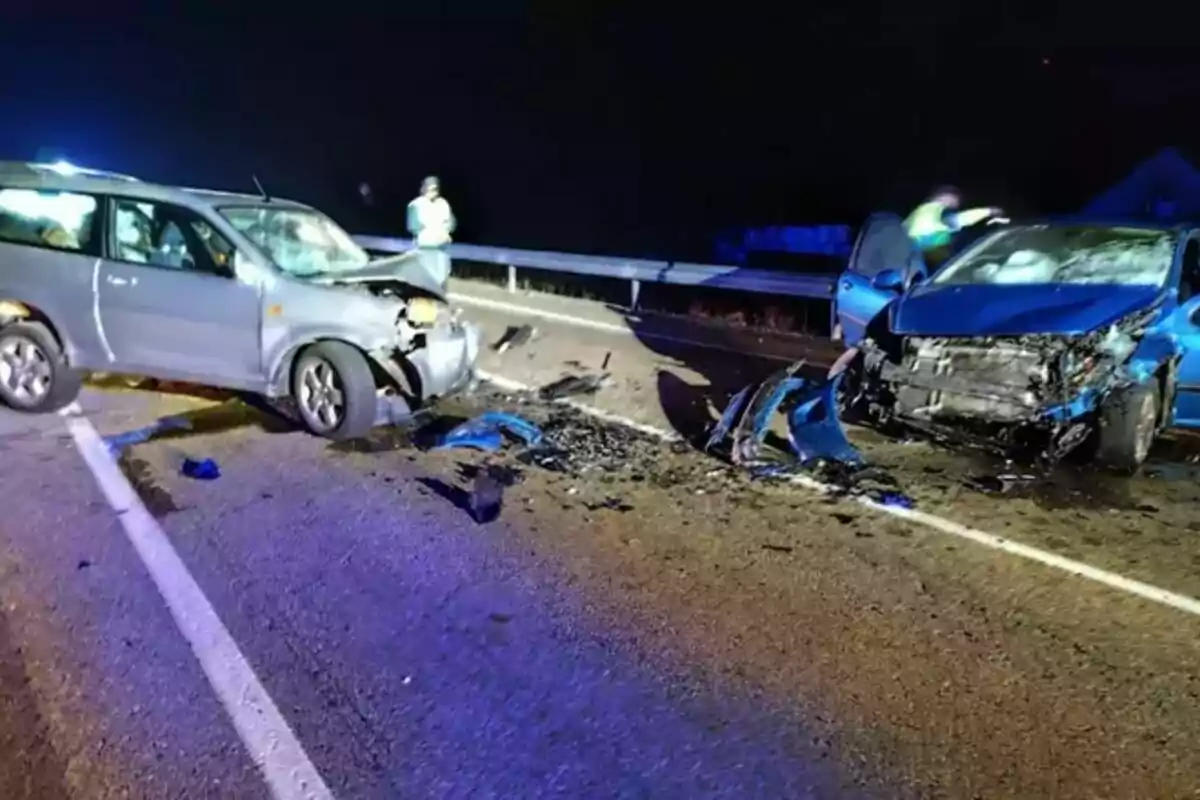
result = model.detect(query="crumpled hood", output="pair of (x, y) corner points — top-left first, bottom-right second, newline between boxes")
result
(306, 253), (446, 299)
(892, 282), (1163, 337)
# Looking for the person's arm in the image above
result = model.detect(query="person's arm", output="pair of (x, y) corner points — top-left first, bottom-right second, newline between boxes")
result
(950, 207), (1000, 228)
(446, 202), (457, 236)
(406, 201), (423, 237)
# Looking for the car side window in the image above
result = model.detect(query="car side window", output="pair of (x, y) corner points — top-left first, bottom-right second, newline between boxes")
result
(109, 199), (235, 276)
(0, 187), (99, 255)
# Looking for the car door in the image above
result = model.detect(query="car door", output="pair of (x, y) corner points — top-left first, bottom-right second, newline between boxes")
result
(1169, 235), (1200, 426)
(835, 212), (925, 346)
(0, 185), (111, 367)
(97, 196), (264, 389)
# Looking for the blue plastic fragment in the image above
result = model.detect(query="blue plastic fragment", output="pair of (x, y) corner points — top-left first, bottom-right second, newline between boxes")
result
(785, 372), (864, 466)
(103, 415), (192, 457)
(434, 411), (544, 453)
(181, 457), (220, 480)
(877, 491), (914, 509)
(704, 385), (752, 452)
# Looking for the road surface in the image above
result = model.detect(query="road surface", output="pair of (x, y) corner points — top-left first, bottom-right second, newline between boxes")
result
(1, 284), (1199, 799)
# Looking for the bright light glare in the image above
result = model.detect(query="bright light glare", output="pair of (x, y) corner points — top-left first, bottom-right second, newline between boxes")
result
(48, 160), (79, 176)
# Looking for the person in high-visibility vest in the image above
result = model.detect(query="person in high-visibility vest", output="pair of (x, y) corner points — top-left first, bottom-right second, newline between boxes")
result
(904, 186), (1001, 262)
(406, 176), (456, 291)
(828, 188), (1003, 381)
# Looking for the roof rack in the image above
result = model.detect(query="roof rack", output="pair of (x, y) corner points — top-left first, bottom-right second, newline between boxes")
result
(0, 160), (141, 182)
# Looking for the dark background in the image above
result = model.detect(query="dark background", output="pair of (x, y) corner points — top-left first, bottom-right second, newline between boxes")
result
(1, 4), (1196, 262)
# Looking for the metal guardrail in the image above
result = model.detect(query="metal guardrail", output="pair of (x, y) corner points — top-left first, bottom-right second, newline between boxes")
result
(354, 235), (838, 308)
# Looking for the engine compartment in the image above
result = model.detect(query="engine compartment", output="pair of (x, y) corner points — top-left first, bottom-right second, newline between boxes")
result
(852, 306), (1163, 459)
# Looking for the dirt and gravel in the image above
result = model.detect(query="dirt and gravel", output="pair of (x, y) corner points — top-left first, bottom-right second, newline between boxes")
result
(4, 296), (1200, 797)
(84, 369), (1200, 798)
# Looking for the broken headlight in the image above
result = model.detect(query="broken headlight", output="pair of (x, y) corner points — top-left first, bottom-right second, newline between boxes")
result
(404, 297), (441, 327)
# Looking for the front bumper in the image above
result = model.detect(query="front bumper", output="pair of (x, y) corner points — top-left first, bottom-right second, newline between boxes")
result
(371, 320), (481, 402)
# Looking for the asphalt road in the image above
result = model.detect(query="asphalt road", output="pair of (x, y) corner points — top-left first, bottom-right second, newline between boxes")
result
(2, 288), (1199, 799)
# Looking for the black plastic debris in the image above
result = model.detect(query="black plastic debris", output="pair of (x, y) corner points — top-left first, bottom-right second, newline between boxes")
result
(520, 408), (660, 475)
(470, 465), (508, 523)
(583, 496), (634, 513)
(493, 324), (537, 353)
(538, 374), (609, 401)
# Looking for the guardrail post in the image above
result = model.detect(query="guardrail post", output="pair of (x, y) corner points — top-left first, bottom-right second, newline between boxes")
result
(630, 279), (641, 310)
(506, 264), (517, 293)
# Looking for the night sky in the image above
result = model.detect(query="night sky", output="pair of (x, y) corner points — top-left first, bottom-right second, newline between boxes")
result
(2, 5), (1197, 261)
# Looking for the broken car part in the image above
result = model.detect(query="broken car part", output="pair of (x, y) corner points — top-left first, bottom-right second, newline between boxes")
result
(538, 373), (610, 401)
(434, 411), (544, 452)
(493, 324), (537, 353)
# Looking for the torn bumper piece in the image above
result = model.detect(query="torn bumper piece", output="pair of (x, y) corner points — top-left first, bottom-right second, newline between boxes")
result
(706, 366), (864, 470)
(434, 412), (544, 452)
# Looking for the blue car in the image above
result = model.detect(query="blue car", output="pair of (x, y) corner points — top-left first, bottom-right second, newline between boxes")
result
(832, 213), (1200, 470)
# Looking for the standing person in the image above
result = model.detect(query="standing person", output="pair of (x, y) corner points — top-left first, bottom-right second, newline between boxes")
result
(904, 186), (1002, 266)
(829, 187), (1003, 379)
(406, 176), (456, 291)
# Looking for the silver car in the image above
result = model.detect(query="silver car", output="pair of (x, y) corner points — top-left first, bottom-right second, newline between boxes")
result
(0, 161), (480, 439)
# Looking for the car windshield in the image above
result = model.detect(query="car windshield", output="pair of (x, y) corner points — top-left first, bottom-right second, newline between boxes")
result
(932, 225), (1177, 288)
(219, 206), (370, 276)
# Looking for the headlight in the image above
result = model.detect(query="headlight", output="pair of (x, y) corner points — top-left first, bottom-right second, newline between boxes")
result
(406, 297), (440, 326)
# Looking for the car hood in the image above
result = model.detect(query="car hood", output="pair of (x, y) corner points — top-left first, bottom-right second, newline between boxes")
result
(304, 253), (446, 299)
(892, 282), (1163, 337)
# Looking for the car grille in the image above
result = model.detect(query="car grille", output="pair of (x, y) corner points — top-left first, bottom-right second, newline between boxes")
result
(893, 338), (1050, 421)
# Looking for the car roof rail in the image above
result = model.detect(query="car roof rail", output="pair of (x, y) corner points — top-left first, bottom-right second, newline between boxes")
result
(0, 160), (141, 182)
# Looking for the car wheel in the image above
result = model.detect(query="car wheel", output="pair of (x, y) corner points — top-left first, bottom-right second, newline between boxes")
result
(0, 321), (84, 413)
(1096, 381), (1159, 472)
(291, 341), (377, 441)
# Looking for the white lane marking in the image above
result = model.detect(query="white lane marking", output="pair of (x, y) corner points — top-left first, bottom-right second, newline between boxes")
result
(450, 291), (812, 364)
(61, 406), (335, 800)
(474, 373), (1200, 618)
(479, 370), (680, 441)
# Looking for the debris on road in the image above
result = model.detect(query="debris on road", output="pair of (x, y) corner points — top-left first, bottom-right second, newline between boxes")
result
(103, 415), (193, 456)
(538, 373), (610, 401)
(434, 412), (543, 452)
(705, 363), (916, 508)
(180, 457), (221, 481)
(706, 363), (863, 470)
(493, 324), (537, 353)
(469, 465), (507, 523)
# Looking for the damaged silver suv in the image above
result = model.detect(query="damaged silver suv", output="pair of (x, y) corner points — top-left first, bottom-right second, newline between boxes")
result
(0, 161), (480, 439)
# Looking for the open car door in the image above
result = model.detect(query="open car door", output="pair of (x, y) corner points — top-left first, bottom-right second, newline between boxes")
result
(835, 213), (925, 346)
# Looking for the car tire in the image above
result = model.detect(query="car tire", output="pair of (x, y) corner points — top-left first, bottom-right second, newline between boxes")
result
(0, 321), (84, 414)
(291, 341), (377, 441)
(1095, 381), (1160, 472)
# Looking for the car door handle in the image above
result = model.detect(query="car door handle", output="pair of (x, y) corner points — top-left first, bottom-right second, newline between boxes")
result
(107, 275), (138, 287)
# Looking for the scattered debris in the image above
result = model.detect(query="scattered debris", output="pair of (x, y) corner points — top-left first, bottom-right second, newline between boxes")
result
(493, 324), (537, 353)
(584, 496), (634, 513)
(966, 470), (1038, 494)
(470, 464), (508, 523)
(434, 412), (543, 452)
(761, 543), (794, 553)
(705, 365), (915, 508)
(538, 374), (610, 401)
(103, 415), (192, 456)
(181, 457), (220, 480)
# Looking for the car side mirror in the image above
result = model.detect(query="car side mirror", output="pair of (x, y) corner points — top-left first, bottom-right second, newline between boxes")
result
(871, 268), (905, 292)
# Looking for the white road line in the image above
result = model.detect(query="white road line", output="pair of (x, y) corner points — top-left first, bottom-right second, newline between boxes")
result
(61, 405), (335, 800)
(450, 291), (809, 364)
(475, 371), (1200, 618)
